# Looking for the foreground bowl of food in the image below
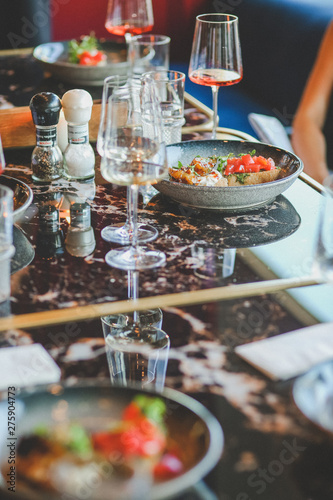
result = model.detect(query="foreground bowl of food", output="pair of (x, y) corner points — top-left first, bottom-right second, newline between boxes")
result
(155, 140), (303, 212)
(33, 39), (129, 86)
(0, 382), (223, 500)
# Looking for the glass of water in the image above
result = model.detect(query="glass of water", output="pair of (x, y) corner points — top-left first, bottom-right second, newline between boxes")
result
(101, 313), (169, 392)
(0, 184), (14, 304)
(142, 70), (186, 145)
(129, 34), (170, 79)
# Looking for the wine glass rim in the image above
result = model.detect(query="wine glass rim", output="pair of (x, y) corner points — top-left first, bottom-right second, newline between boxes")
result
(196, 13), (239, 23)
(131, 34), (171, 45)
(142, 69), (186, 82)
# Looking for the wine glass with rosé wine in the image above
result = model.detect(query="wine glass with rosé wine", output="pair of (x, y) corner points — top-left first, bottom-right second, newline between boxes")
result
(189, 13), (243, 139)
(105, 0), (154, 46)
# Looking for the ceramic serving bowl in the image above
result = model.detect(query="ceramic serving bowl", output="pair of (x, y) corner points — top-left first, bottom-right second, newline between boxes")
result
(33, 40), (129, 86)
(155, 140), (303, 212)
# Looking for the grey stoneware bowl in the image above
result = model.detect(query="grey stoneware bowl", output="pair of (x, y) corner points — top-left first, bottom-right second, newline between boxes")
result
(0, 382), (224, 500)
(155, 140), (303, 212)
(33, 40), (129, 86)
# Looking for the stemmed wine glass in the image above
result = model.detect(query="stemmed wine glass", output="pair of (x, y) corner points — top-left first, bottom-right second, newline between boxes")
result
(102, 1), (157, 244)
(105, 0), (154, 46)
(189, 13), (243, 139)
(100, 78), (167, 270)
(97, 75), (158, 244)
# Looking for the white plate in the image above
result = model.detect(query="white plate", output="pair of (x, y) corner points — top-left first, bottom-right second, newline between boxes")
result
(155, 140), (303, 212)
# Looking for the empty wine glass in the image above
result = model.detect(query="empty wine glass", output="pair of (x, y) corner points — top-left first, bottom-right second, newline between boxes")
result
(101, 79), (167, 270)
(189, 13), (243, 139)
(97, 75), (158, 244)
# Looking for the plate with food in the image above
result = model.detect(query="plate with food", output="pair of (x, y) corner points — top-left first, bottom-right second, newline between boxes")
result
(0, 382), (223, 500)
(0, 175), (33, 222)
(33, 34), (129, 86)
(155, 140), (303, 212)
(293, 360), (333, 436)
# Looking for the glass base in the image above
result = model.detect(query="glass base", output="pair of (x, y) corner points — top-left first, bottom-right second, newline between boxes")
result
(101, 223), (158, 245)
(105, 246), (166, 270)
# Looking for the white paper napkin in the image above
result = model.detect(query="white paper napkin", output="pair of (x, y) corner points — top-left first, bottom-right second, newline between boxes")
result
(235, 322), (333, 380)
(0, 344), (61, 391)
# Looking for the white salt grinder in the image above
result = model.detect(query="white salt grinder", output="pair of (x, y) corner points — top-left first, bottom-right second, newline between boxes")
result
(62, 89), (95, 180)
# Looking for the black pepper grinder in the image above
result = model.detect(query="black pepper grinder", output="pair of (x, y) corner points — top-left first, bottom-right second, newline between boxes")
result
(29, 92), (63, 182)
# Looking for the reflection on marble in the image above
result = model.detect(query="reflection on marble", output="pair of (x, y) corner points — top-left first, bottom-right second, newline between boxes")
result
(2, 145), (304, 315)
(11, 226), (35, 274)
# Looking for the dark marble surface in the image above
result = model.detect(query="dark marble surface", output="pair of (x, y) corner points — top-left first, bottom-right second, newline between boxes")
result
(1, 146), (307, 316)
(0, 295), (331, 500)
(1, 147), (331, 499)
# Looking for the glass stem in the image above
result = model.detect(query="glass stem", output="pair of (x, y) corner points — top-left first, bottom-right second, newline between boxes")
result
(127, 270), (140, 326)
(211, 85), (219, 140)
(126, 186), (134, 235)
(130, 184), (139, 256)
(124, 32), (133, 78)
(124, 32), (132, 45)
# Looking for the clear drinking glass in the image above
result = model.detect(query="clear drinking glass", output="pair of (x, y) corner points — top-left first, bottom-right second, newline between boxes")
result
(0, 184), (14, 304)
(102, 315), (169, 392)
(129, 34), (171, 79)
(101, 270), (168, 392)
(97, 75), (158, 244)
(189, 13), (243, 139)
(142, 70), (185, 145)
(101, 80), (167, 270)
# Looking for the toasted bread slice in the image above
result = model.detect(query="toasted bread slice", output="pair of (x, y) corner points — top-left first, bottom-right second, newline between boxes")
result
(227, 168), (281, 186)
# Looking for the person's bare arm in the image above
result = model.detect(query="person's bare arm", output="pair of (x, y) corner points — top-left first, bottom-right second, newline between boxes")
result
(291, 20), (333, 184)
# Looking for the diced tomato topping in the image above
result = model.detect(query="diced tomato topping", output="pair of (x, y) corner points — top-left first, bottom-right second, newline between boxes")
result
(122, 402), (142, 421)
(79, 50), (105, 65)
(153, 453), (184, 480)
(91, 402), (166, 460)
(241, 154), (254, 166)
(224, 154), (276, 175)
